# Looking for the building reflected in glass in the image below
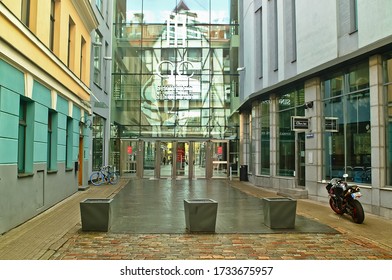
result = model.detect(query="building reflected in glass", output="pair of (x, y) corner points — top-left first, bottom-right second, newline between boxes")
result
(111, 0), (239, 179)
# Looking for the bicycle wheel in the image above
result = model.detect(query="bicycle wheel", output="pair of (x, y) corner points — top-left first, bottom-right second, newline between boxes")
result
(108, 172), (119, 184)
(90, 172), (104, 186)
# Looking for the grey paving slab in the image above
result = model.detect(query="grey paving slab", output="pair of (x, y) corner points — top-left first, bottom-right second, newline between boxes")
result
(110, 179), (337, 234)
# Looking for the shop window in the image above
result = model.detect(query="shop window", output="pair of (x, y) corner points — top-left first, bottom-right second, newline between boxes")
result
(323, 62), (370, 183)
(277, 88), (304, 177)
(260, 100), (270, 175)
(384, 52), (392, 184)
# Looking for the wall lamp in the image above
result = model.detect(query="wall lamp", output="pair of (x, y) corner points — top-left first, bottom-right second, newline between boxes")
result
(237, 67), (246, 71)
(80, 116), (93, 130)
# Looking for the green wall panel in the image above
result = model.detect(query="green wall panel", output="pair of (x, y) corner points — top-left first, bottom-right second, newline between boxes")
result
(0, 138), (18, 164)
(73, 106), (81, 121)
(57, 128), (66, 145)
(0, 60), (25, 95)
(32, 81), (51, 107)
(72, 147), (79, 162)
(56, 95), (68, 115)
(34, 122), (47, 143)
(57, 144), (66, 162)
(57, 114), (67, 130)
(72, 132), (79, 145)
(34, 103), (48, 124)
(0, 87), (19, 115)
(34, 142), (47, 162)
(72, 119), (79, 133)
(0, 112), (18, 139)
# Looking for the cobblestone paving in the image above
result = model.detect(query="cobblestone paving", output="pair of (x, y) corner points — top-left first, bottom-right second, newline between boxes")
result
(51, 231), (392, 260)
(1, 178), (391, 260)
(48, 180), (392, 260)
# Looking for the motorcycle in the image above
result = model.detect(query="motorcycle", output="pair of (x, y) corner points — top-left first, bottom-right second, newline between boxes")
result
(325, 174), (365, 224)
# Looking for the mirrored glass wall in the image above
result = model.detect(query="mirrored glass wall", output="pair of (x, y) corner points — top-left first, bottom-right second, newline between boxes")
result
(110, 0), (239, 174)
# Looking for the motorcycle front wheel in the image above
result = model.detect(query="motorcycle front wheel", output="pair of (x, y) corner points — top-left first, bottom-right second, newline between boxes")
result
(349, 199), (365, 224)
(329, 197), (344, 215)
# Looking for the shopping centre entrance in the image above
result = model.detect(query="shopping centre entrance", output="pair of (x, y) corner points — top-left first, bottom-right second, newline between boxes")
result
(119, 139), (234, 180)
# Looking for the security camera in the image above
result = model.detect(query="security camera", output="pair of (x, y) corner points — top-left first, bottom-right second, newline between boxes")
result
(305, 101), (314, 109)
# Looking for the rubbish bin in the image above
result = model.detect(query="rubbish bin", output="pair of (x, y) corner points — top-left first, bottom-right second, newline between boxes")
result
(184, 199), (218, 232)
(80, 198), (113, 231)
(240, 165), (248, 181)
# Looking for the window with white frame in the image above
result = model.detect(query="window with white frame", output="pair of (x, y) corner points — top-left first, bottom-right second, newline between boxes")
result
(94, 31), (102, 86)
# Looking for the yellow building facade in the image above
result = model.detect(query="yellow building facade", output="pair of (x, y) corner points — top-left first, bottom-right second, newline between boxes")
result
(0, 0), (98, 234)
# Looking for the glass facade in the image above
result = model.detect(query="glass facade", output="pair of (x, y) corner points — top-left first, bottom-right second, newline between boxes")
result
(111, 0), (239, 173)
(92, 115), (105, 171)
(384, 52), (392, 185)
(260, 100), (270, 175)
(322, 61), (371, 183)
(277, 88), (304, 176)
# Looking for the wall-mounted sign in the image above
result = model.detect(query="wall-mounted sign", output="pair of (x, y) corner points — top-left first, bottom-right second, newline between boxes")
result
(325, 117), (338, 132)
(291, 116), (310, 131)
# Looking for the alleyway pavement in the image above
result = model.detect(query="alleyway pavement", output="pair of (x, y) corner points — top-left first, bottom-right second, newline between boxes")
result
(0, 178), (391, 260)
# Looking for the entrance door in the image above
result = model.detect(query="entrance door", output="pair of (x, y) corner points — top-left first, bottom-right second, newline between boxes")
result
(159, 141), (172, 178)
(120, 140), (138, 177)
(159, 141), (206, 179)
(175, 142), (188, 178)
(143, 141), (157, 178)
(297, 132), (306, 186)
(194, 141), (206, 178)
(131, 140), (220, 179)
(211, 141), (229, 178)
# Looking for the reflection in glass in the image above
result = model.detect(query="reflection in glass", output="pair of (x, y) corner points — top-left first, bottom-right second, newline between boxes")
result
(383, 53), (392, 184)
(277, 89), (304, 177)
(112, 0), (239, 140)
(323, 62), (371, 183)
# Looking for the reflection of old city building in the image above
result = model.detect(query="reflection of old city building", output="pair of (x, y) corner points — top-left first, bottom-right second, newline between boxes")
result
(239, 0), (392, 219)
(111, 0), (240, 179)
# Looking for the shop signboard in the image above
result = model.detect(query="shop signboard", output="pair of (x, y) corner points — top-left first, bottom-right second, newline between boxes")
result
(325, 117), (338, 132)
(291, 116), (309, 131)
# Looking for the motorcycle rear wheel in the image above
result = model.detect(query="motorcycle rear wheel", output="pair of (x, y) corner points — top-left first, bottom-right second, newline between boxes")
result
(329, 197), (343, 215)
(350, 199), (365, 224)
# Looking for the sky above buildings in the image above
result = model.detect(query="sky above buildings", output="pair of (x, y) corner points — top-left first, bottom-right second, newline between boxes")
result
(126, 0), (230, 24)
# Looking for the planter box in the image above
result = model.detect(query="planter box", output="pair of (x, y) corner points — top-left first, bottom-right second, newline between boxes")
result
(80, 198), (113, 231)
(184, 199), (218, 232)
(263, 197), (297, 229)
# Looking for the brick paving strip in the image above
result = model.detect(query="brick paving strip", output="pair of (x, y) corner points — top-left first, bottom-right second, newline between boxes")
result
(1, 178), (392, 260)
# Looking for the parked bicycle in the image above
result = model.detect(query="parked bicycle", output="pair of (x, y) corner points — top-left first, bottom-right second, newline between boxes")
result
(90, 165), (119, 186)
